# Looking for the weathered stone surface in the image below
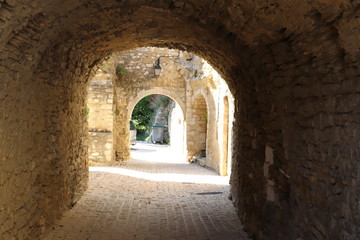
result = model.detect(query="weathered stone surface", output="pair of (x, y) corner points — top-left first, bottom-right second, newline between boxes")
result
(88, 132), (113, 165)
(87, 48), (233, 176)
(1, 0), (360, 239)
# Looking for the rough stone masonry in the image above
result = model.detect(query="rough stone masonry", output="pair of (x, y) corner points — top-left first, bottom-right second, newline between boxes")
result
(1, 1), (360, 239)
(87, 47), (233, 177)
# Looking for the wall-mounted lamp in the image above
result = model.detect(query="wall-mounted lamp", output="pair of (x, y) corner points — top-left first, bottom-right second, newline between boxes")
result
(154, 58), (162, 77)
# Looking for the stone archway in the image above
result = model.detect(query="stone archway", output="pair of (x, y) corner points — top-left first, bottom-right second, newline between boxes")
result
(127, 88), (187, 159)
(89, 48), (229, 168)
(1, 1), (360, 239)
(186, 87), (220, 172)
(127, 87), (186, 121)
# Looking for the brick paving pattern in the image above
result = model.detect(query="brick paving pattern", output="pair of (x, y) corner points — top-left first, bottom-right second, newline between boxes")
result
(42, 143), (251, 240)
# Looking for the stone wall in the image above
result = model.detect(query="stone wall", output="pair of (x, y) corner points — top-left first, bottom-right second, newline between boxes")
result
(0, 39), (100, 239)
(246, 28), (360, 239)
(87, 67), (114, 164)
(88, 132), (113, 165)
(112, 47), (189, 161)
(87, 76), (113, 132)
(186, 61), (235, 174)
(2, 1), (360, 239)
(187, 94), (207, 158)
(88, 48), (234, 176)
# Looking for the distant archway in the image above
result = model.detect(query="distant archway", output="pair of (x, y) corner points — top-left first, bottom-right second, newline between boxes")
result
(129, 91), (186, 160)
(127, 87), (186, 121)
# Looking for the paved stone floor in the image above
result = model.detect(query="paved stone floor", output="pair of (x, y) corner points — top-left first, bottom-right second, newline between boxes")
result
(42, 143), (251, 240)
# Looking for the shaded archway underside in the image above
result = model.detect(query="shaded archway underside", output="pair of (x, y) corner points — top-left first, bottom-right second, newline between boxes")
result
(1, 1), (360, 239)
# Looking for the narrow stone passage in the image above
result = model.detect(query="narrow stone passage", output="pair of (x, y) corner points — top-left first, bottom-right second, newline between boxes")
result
(42, 143), (250, 240)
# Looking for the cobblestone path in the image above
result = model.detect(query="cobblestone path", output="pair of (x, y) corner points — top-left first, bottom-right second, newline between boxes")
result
(42, 143), (251, 240)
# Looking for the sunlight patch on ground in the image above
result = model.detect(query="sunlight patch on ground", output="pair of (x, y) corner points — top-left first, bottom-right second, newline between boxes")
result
(89, 166), (229, 185)
(131, 142), (186, 163)
(96, 142), (229, 185)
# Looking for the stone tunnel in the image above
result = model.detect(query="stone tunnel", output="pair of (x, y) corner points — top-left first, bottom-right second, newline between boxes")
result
(0, 1), (360, 239)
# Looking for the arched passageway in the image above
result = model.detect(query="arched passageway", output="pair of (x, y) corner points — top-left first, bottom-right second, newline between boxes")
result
(1, 1), (360, 239)
(128, 90), (186, 160)
(87, 47), (232, 172)
(130, 93), (185, 157)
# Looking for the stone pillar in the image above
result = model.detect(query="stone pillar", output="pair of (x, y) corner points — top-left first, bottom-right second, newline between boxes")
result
(113, 80), (131, 162)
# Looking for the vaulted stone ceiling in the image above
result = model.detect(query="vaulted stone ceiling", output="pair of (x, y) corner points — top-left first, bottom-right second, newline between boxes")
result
(2, 0), (358, 81)
(1, 1), (360, 239)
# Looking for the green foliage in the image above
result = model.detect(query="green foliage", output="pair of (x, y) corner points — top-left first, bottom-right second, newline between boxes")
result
(131, 96), (155, 140)
(131, 94), (172, 141)
(132, 120), (149, 141)
(83, 105), (90, 116)
(163, 137), (170, 144)
(131, 119), (147, 131)
(116, 65), (128, 76)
